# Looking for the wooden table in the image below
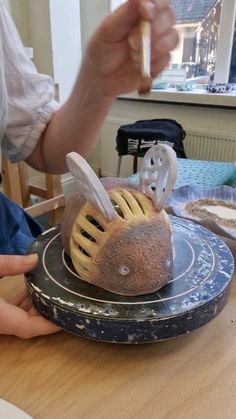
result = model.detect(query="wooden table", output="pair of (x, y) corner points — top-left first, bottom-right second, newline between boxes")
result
(1, 274), (236, 419)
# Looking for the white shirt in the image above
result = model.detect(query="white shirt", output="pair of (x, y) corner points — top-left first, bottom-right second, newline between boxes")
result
(0, 3), (59, 169)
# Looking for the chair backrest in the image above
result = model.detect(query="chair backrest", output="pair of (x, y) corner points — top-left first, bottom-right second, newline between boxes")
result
(1, 156), (65, 225)
(116, 118), (186, 158)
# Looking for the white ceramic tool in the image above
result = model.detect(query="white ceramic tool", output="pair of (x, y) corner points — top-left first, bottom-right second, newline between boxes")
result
(66, 152), (118, 221)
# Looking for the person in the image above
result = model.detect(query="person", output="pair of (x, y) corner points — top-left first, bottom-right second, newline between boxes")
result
(0, 0), (178, 338)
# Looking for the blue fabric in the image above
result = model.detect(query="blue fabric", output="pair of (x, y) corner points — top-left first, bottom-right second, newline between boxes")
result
(129, 159), (236, 190)
(0, 192), (43, 255)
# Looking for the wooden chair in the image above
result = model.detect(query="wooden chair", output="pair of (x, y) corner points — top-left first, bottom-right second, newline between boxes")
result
(1, 156), (65, 226)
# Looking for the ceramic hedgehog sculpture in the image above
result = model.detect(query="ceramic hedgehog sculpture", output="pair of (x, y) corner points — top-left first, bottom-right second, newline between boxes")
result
(60, 144), (177, 296)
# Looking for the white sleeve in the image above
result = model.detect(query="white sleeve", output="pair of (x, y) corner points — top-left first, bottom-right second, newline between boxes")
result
(0, 4), (59, 163)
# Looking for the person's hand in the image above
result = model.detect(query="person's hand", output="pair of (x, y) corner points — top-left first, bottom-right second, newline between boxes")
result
(0, 254), (60, 338)
(82, 0), (179, 97)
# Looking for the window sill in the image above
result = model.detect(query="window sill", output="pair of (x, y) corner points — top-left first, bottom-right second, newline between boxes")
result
(119, 88), (236, 109)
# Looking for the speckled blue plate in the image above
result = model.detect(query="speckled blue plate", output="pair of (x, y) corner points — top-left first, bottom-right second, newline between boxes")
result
(25, 216), (234, 344)
(166, 185), (236, 240)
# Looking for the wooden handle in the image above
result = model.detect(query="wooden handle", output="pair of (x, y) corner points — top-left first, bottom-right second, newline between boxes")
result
(138, 20), (152, 95)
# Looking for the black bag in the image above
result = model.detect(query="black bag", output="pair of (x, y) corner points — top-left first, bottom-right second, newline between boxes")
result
(116, 118), (187, 158)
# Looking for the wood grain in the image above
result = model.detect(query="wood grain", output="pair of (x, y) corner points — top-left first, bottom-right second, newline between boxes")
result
(0, 274), (236, 419)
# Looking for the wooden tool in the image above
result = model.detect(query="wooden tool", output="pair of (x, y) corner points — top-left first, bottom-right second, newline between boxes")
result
(138, 19), (152, 94)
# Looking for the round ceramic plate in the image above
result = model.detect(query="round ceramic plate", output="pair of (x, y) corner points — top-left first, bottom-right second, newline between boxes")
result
(25, 216), (234, 344)
(166, 185), (236, 240)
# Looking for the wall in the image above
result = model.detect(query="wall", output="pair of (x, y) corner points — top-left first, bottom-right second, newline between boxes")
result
(80, 0), (109, 52)
(80, 0), (110, 172)
(5, 0), (81, 94)
(49, 0), (81, 103)
(6, 0), (29, 45)
(27, 0), (53, 77)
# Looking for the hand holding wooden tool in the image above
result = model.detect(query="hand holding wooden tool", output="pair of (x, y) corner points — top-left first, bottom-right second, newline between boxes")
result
(138, 19), (152, 95)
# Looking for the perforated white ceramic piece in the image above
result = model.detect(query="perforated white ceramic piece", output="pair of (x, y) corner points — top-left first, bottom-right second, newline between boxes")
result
(140, 144), (177, 211)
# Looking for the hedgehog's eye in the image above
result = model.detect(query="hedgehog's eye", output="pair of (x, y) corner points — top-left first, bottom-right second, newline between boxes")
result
(119, 265), (130, 276)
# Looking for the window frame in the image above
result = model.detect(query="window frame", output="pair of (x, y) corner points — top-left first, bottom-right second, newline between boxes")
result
(214, 0), (236, 83)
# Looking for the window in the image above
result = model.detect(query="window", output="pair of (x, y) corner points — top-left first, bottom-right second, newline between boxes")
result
(171, 0), (222, 84)
(229, 17), (236, 82)
(111, 0), (236, 87)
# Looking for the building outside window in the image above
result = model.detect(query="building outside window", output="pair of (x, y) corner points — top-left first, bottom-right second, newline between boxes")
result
(171, 0), (222, 83)
(111, 0), (236, 88)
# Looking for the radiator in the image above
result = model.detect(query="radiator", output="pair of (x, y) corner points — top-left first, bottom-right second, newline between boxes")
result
(100, 117), (236, 177)
(184, 129), (236, 161)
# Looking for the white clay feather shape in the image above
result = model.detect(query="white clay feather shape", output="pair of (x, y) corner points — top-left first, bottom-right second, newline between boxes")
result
(66, 152), (118, 221)
(140, 143), (177, 211)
